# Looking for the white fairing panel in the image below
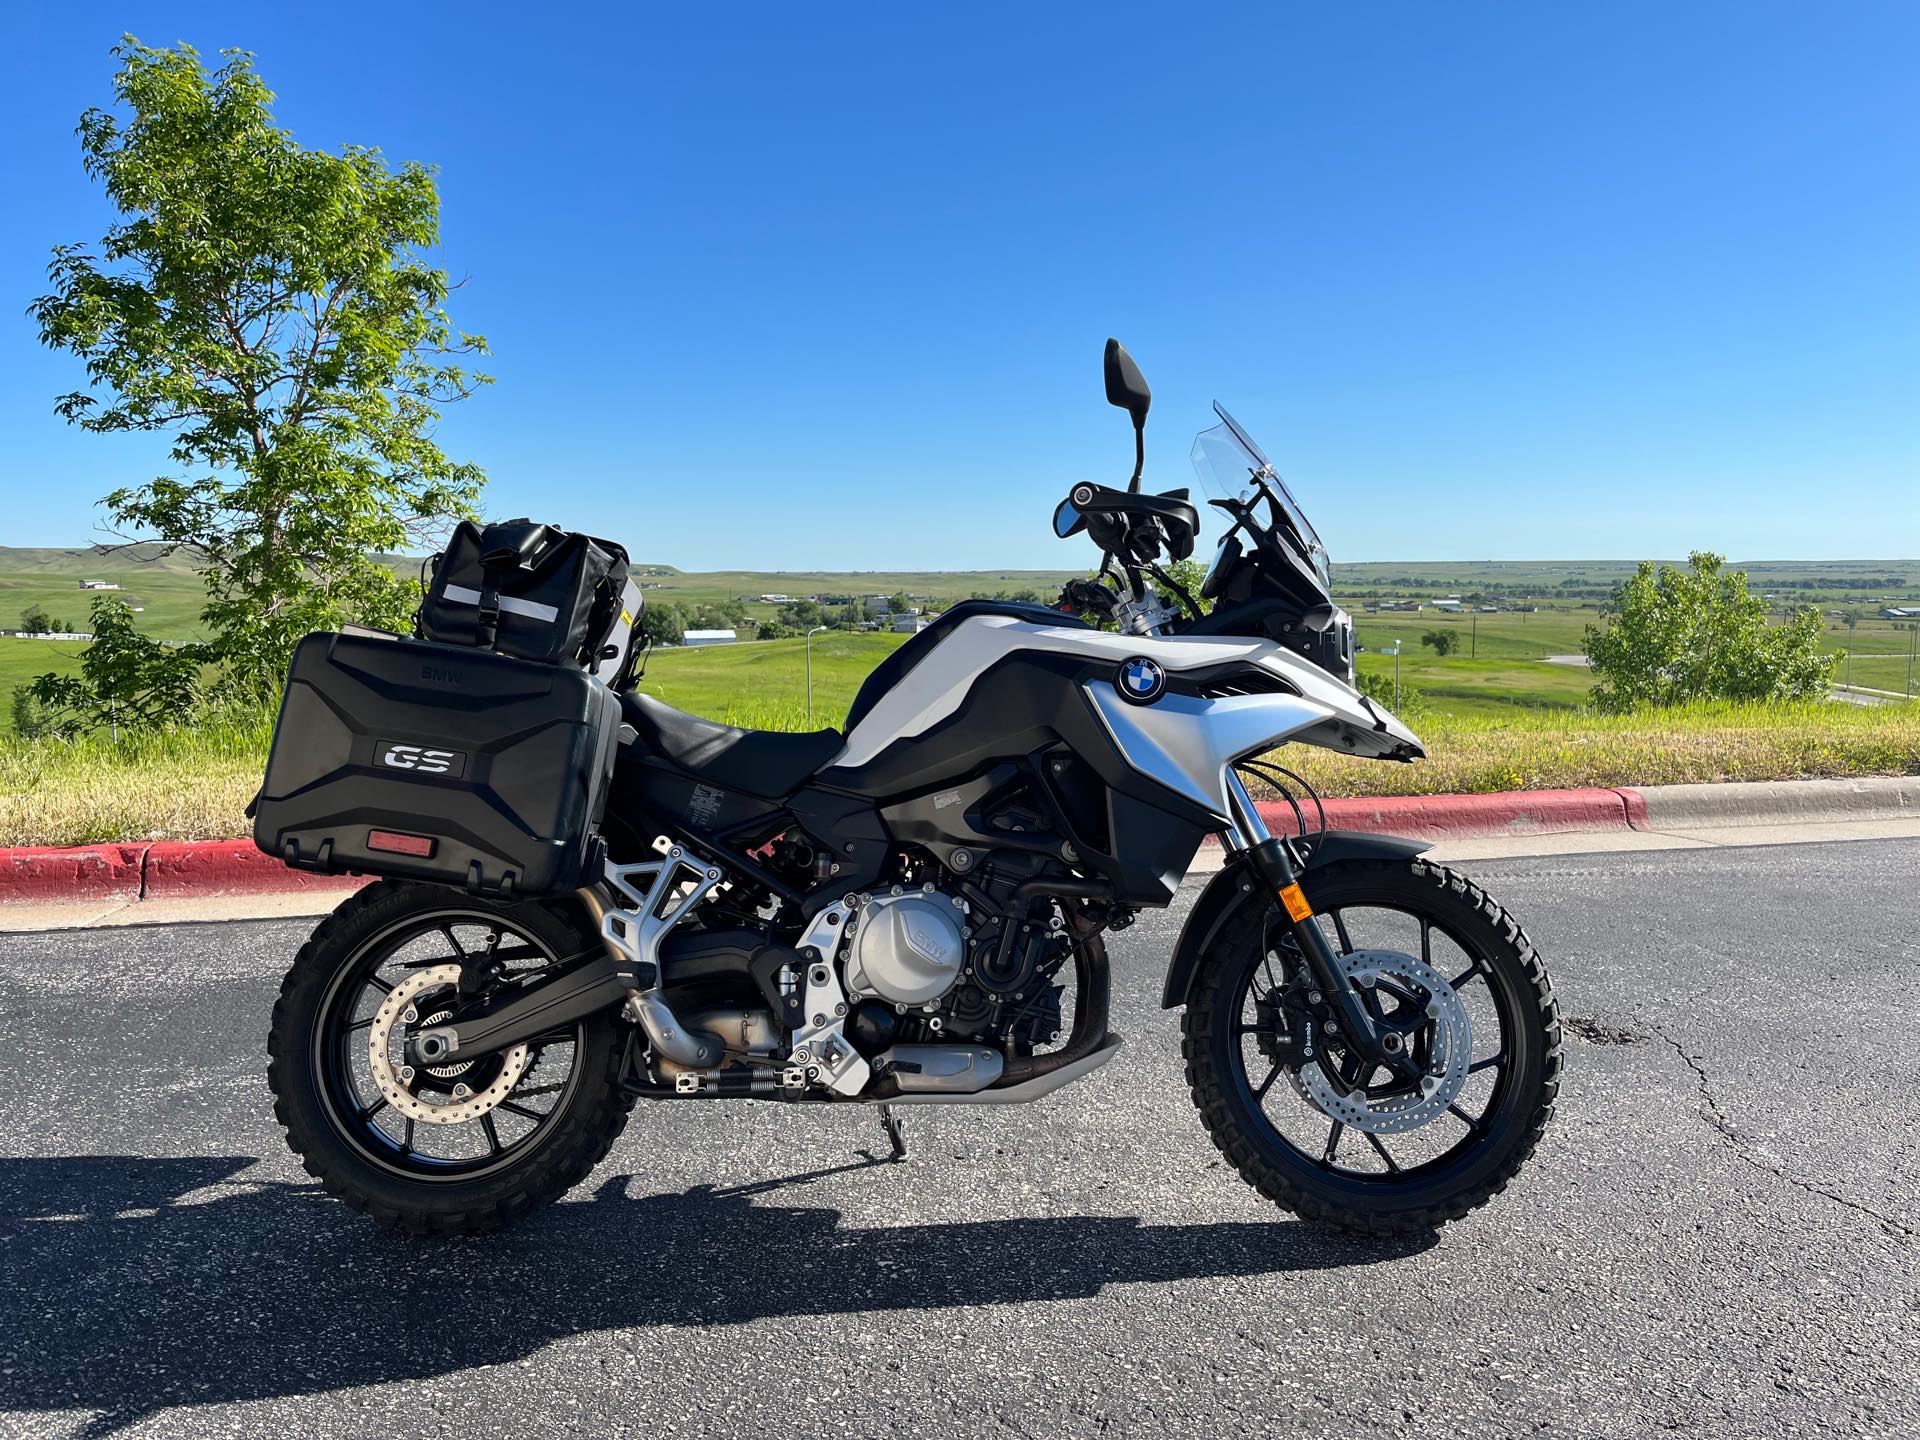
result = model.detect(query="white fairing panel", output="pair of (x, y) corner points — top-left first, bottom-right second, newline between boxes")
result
(831, 615), (1422, 815)
(1082, 682), (1334, 823)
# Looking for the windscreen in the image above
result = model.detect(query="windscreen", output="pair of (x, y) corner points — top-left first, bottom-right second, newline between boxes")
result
(1190, 403), (1331, 590)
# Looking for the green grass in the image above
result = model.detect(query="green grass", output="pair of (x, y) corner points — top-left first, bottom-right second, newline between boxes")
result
(633, 631), (908, 728)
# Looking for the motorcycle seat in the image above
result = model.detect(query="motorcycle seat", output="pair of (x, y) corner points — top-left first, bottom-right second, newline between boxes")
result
(618, 691), (845, 799)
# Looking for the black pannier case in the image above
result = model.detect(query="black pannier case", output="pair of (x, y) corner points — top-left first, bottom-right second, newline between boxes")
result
(253, 632), (622, 897)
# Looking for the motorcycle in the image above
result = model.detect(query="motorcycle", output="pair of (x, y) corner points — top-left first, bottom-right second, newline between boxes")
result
(264, 340), (1560, 1235)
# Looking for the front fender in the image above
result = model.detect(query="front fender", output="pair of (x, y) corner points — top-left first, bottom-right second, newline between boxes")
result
(1159, 830), (1433, 1009)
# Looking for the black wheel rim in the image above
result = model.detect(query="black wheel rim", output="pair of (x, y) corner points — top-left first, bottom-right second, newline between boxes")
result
(310, 909), (587, 1182)
(1228, 899), (1524, 1187)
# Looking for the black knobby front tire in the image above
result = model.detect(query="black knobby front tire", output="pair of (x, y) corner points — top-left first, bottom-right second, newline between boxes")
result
(1182, 857), (1560, 1234)
(267, 881), (631, 1236)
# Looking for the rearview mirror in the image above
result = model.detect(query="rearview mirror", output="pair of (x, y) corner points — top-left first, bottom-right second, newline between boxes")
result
(1053, 497), (1086, 538)
(1104, 339), (1151, 427)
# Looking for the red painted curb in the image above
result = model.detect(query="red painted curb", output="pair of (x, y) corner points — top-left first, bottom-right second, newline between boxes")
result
(141, 840), (367, 899)
(0, 785), (1654, 904)
(0, 843), (147, 903)
(1253, 786), (1646, 840)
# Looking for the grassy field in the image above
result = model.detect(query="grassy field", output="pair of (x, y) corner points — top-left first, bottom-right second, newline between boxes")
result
(3, 547), (1914, 844)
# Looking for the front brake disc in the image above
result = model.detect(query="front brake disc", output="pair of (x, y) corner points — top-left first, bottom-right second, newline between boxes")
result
(1291, 948), (1471, 1134)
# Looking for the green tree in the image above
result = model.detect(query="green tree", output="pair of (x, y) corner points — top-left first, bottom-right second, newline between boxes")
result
(10, 685), (63, 739)
(19, 605), (55, 634)
(639, 599), (684, 648)
(32, 39), (489, 699)
(1583, 552), (1833, 711)
(29, 596), (215, 733)
(888, 591), (910, 613)
(1420, 628), (1457, 657)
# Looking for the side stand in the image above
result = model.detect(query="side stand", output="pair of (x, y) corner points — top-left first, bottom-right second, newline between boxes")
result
(877, 1103), (908, 1161)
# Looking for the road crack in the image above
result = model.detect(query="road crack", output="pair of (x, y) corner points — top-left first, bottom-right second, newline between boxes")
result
(1650, 1023), (1914, 1240)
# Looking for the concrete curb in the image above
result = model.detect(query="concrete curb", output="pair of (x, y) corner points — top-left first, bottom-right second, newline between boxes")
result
(2, 777), (1913, 906)
(1636, 776), (1920, 830)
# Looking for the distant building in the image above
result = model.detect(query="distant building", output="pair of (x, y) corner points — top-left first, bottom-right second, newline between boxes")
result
(1430, 599), (1463, 612)
(682, 629), (737, 647)
(1882, 606), (1920, 620)
(890, 611), (928, 634)
(78, 579), (120, 590)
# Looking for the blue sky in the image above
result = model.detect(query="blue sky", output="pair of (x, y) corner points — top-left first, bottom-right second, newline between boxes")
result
(2, 2), (1915, 570)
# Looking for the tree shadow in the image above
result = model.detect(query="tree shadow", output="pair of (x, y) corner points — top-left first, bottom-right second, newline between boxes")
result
(0, 1154), (1435, 1433)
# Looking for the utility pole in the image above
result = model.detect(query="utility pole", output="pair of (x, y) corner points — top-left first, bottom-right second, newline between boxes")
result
(1471, 614), (1478, 660)
(1908, 623), (1916, 700)
(805, 626), (829, 726)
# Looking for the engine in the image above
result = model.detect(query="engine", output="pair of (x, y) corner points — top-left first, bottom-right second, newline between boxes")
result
(837, 875), (1072, 1057)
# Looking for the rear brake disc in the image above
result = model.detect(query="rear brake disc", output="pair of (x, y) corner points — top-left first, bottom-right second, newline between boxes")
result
(367, 964), (532, 1127)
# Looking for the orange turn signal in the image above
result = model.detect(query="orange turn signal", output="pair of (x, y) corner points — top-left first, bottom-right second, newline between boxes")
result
(1277, 883), (1313, 923)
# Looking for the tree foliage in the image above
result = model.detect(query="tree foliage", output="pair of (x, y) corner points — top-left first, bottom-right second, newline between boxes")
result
(1420, 628), (1457, 657)
(29, 597), (215, 733)
(32, 39), (489, 699)
(1582, 552), (1833, 711)
(19, 605), (59, 635)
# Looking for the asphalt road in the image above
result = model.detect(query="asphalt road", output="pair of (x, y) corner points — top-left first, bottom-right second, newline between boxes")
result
(1, 839), (1916, 1439)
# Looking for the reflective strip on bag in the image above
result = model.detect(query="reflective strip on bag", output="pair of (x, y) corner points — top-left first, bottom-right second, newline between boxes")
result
(441, 584), (560, 624)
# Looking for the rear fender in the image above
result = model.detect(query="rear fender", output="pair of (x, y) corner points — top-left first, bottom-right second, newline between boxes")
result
(1159, 830), (1432, 1010)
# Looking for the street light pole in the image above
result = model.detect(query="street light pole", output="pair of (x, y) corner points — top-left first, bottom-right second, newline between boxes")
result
(805, 626), (829, 726)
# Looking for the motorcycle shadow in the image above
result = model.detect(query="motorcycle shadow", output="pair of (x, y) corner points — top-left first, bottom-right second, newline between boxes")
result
(0, 1153), (1435, 1433)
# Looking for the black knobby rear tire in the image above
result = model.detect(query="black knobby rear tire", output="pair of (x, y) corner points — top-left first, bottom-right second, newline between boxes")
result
(1182, 857), (1560, 1234)
(267, 881), (630, 1235)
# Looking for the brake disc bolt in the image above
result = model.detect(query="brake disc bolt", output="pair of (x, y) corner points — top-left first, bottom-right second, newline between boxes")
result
(402, 1007), (418, 1024)
(452, 1083), (472, 1099)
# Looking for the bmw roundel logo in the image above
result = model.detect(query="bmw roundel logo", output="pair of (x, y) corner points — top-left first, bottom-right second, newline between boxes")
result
(1118, 656), (1166, 704)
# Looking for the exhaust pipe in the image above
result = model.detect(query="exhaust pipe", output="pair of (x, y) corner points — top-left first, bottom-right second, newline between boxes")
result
(576, 884), (722, 1068)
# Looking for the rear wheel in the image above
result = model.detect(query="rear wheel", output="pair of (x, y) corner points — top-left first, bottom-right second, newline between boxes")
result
(1183, 858), (1560, 1233)
(268, 881), (630, 1235)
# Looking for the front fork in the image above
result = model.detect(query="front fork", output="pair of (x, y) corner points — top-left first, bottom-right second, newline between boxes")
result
(1222, 770), (1421, 1082)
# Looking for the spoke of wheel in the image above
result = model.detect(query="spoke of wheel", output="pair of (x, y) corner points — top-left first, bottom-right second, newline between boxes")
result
(1448, 1103), (1484, 1134)
(1321, 1122), (1344, 1168)
(366, 975), (394, 995)
(1365, 1131), (1401, 1173)
(1449, 961), (1484, 991)
(481, 1113), (503, 1155)
(345, 1016), (375, 1033)
(1252, 1059), (1283, 1101)
(498, 1099), (546, 1123)
(441, 925), (468, 961)
(1331, 908), (1354, 955)
(1234, 1023), (1269, 1036)
(1468, 1050), (1506, 1074)
(401, 1117), (415, 1153)
(1420, 918), (1432, 968)
(357, 1097), (388, 1123)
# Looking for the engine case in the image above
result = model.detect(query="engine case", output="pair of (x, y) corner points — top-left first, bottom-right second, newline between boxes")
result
(844, 889), (970, 1007)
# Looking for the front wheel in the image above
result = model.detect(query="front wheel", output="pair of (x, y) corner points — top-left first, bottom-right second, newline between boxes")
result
(1183, 857), (1560, 1234)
